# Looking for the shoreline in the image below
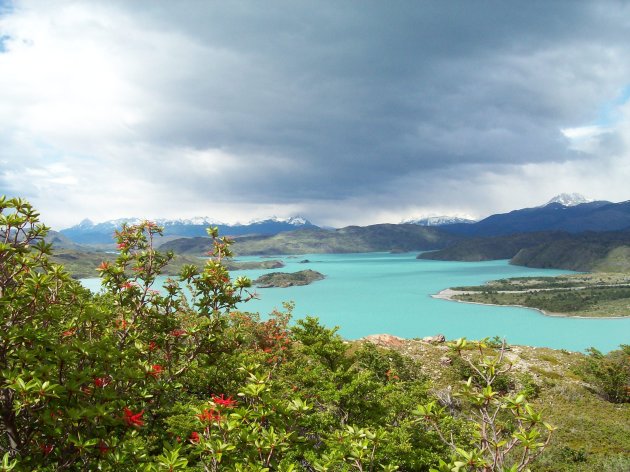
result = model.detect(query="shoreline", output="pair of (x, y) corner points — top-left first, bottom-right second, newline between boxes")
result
(432, 288), (630, 320)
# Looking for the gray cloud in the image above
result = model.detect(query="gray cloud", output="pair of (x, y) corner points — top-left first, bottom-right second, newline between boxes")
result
(1, 0), (630, 227)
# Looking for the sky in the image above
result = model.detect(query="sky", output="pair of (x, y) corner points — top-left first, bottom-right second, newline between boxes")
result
(1, 0), (630, 229)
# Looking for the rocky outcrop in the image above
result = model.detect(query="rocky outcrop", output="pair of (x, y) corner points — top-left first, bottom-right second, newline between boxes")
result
(361, 334), (406, 348)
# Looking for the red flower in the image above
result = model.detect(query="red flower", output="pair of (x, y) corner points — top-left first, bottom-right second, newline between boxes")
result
(211, 394), (237, 409)
(120, 282), (134, 290)
(189, 431), (200, 444)
(385, 369), (400, 381)
(97, 261), (110, 271)
(123, 407), (144, 427)
(117, 242), (128, 250)
(40, 444), (54, 455)
(148, 341), (158, 351)
(197, 408), (221, 423)
(148, 364), (163, 378)
(116, 319), (129, 329)
(94, 376), (111, 388)
(97, 441), (109, 455)
(61, 328), (76, 337)
(170, 329), (187, 337)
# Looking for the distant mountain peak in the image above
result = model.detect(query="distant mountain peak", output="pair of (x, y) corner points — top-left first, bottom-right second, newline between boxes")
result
(401, 215), (477, 226)
(545, 193), (592, 207)
(77, 218), (94, 228)
(245, 215), (311, 226)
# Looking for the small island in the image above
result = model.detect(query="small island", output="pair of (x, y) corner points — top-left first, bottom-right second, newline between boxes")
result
(253, 269), (325, 288)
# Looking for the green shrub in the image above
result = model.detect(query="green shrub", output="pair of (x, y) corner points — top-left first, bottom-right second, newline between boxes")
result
(577, 345), (630, 403)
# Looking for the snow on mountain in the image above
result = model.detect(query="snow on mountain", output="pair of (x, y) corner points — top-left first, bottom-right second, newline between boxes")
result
(77, 218), (95, 228)
(157, 217), (225, 226)
(244, 216), (310, 226)
(60, 215), (316, 244)
(401, 215), (477, 226)
(544, 193), (592, 207)
(68, 215), (312, 229)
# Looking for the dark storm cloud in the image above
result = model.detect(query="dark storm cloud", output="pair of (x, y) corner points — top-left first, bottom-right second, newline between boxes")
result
(2, 0), (630, 225)
(114, 1), (629, 203)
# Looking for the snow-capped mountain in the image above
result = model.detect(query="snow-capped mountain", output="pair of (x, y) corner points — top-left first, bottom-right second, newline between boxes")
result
(401, 215), (477, 226)
(60, 216), (317, 245)
(544, 193), (592, 207)
(238, 216), (309, 226)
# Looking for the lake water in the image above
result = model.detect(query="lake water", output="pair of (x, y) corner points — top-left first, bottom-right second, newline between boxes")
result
(80, 252), (630, 352)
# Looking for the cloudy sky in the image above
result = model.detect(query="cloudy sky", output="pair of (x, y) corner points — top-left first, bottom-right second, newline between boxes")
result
(1, 0), (630, 229)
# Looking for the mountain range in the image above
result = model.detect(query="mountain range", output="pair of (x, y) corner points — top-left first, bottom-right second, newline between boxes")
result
(54, 194), (630, 272)
(60, 216), (316, 244)
(401, 215), (477, 226)
(441, 197), (630, 237)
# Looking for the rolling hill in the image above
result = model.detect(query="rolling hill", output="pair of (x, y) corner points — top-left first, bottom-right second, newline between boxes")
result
(420, 229), (630, 272)
(161, 224), (460, 256)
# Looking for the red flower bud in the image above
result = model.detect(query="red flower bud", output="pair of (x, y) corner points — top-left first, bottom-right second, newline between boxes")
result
(40, 444), (54, 456)
(94, 376), (111, 388)
(148, 364), (163, 378)
(123, 407), (144, 427)
(211, 394), (237, 408)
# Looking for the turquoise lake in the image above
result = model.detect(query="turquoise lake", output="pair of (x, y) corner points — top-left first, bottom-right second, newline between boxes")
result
(81, 252), (630, 352)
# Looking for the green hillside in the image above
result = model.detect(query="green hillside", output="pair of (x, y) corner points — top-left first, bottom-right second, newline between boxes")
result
(160, 224), (459, 256)
(419, 231), (562, 262)
(421, 230), (630, 272)
(512, 239), (630, 272)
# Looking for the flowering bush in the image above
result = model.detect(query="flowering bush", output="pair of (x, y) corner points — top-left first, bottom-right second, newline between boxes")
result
(0, 197), (555, 471)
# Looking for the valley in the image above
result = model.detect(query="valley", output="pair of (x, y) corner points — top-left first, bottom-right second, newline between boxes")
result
(61, 195), (630, 323)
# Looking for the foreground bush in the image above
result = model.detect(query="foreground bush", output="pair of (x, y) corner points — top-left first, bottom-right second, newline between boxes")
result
(0, 197), (560, 471)
(577, 345), (630, 403)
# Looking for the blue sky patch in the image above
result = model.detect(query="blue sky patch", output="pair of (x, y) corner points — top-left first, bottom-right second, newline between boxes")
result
(0, 35), (10, 53)
(595, 85), (630, 127)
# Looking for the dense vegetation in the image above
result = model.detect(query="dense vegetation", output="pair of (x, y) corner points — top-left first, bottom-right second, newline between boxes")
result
(1, 197), (628, 471)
